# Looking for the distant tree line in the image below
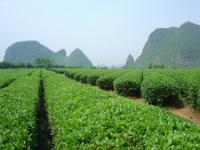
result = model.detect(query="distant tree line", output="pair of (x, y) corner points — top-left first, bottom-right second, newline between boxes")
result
(0, 62), (33, 69)
(0, 57), (66, 69)
(148, 62), (166, 69)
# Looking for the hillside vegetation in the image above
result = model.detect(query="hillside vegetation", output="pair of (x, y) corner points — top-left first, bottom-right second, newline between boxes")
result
(3, 41), (93, 67)
(134, 22), (200, 67)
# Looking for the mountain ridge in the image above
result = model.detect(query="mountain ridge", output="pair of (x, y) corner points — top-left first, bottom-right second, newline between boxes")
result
(3, 41), (93, 67)
(134, 21), (200, 67)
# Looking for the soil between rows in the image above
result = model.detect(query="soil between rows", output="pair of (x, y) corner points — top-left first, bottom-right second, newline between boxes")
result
(33, 79), (54, 150)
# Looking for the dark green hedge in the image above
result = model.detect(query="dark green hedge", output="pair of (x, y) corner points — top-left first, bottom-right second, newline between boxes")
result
(186, 73), (200, 110)
(97, 74), (118, 90)
(80, 74), (88, 83)
(114, 71), (142, 96)
(87, 74), (101, 85)
(74, 74), (82, 82)
(141, 74), (179, 106)
(0, 79), (15, 89)
(65, 71), (76, 79)
(196, 89), (200, 111)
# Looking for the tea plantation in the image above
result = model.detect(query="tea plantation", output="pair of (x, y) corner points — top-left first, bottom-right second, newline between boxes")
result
(0, 68), (200, 149)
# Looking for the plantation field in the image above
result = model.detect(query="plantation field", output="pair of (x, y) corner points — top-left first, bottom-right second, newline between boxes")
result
(0, 68), (200, 149)
(51, 68), (200, 111)
(0, 69), (33, 88)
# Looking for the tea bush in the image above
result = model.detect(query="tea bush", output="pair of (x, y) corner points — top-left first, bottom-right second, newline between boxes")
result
(44, 71), (200, 149)
(0, 69), (40, 149)
(114, 71), (142, 96)
(141, 74), (179, 106)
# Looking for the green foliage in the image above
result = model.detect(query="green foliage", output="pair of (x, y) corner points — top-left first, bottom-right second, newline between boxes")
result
(134, 22), (200, 68)
(34, 57), (52, 68)
(96, 71), (125, 90)
(61, 68), (110, 86)
(114, 71), (142, 96)
(0, 78), (15, 88)
(159, 70), (187, 96)
(0, 61), (33, 68)
(87, 71), (109, 85)
(144, 69), (189, 97)
(148, 62), (153, 69)
(0, 69), (33, 87)
(152, 69), (200, 109)
(50, 68), (66, 74)
(0, 70), (40, 149)
(152, 64), (166, 69)
(87, 73), (101, 85)
(64, 70), (74, 78)
(80, 73), (88, 83)
(74, 73), (82, 82)
(141, 74), (179, 106)
(44, 71), (200, 149)
(196, 89), (200, 111)
(96, 75), (116, 90)
(51, 68), (200, 110)
(186, 73), (200, 110)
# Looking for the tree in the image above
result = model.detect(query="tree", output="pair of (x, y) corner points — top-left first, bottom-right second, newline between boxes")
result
(153, 64), (166, 69)
(125, 54), (134, 67)
(26, 62), (33, 68)
(0, 62), (15, 68)
(148, 62), (153, 69)
(34, 57), (52, 68)
(0, 62), (34, 68)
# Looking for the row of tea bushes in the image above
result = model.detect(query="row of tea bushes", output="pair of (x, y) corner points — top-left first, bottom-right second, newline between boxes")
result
(65, 68), (114, 85)
(158, 69), (191, 97)
(143, 69), (200, 109)
(0, 69), (33, 88)
(0, 78), (15, 89)
(50, 68), (200, 109)
(141, 73), (179, 106)
(51, 68), (141, 93)
(147, 69), (199, 97)
(113, 71), (142, 96)
(44, 71), (200, 149)
(186, 71), (200, 111)
(96, 71), (127, 90)
(51, 68), (176, 106)
(0, 70), (40, 149)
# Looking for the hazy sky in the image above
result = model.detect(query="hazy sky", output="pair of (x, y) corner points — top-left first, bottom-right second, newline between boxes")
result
(0, 0), (199, 66)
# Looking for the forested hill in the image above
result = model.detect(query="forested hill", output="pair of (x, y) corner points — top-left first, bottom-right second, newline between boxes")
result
(3, 41), (93, 67)
(134, 22), (200, 68)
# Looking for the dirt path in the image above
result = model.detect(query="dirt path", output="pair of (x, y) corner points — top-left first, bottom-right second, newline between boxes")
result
(127, 96), (144, 104)
(167, 106), (200, 125)
(34, 78), (54, 150)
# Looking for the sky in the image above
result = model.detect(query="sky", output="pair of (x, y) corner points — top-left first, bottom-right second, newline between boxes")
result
(0, 0), (199, 66)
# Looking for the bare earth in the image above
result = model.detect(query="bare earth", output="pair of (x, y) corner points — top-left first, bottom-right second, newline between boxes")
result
(167, 106), (200, 125)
